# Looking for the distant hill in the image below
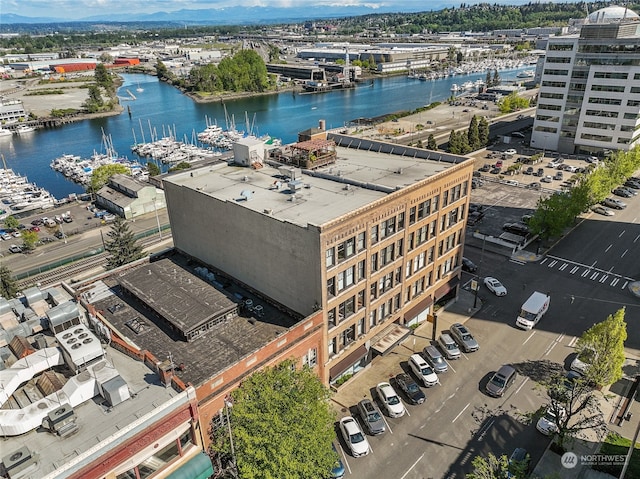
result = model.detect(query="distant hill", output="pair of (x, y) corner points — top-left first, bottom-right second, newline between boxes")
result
(0, 5), (428, 25)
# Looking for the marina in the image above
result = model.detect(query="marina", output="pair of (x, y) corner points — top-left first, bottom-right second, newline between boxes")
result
(0, 168), (57, 219)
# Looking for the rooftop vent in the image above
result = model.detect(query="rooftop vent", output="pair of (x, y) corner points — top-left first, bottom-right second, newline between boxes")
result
(42, 404), (78, 438)
(263, 209), (273, 215)
(2, 446), (39, 479)
(239, 190), (254, 201)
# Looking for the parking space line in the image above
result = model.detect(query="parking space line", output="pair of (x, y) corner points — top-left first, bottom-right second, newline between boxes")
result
(570, 266), (579, 274)
(399, 452), (425, 479)
(452, 403), (470, 423)
(540, 258), (549, 265)
(605, 244), (612, 253)
(382, 415), (393, 435)
(523, 331), (536, 345)
(445, 359), (457, 373)
(548, 260), (558, 267)
(514, 377), (529, 396)
(611, 278), (620, 287)
(590, 271), (599, 280)
(581, 269), (590, 277)
(477, 418), (495, 441)
(559, 263), (568, 271)
(622, 281), (629, 289)
(568, 336), (578, 348)
(599, 275), (609, 283)
(403, 406), (410, 417)
(634, 234), (640, 243)
(461, 351), (469, 361)
(619, 230), (625, 238)
(545, 333), (565, 356)
(341, 447), (352, 475)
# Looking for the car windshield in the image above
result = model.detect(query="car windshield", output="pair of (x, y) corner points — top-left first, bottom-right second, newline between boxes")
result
(433, 357), (445, 365)
(350, 432), (364, 444)
(406, 382), (420, 393)
(421, 366), (434, 375)
(367, 412), (381, 422)
(446, 343), (457, 351)
(387, 394), (400, 405)
(491, 374), (506, 387)
(462, 333), (472, 341)
(544, 410), (556, 422)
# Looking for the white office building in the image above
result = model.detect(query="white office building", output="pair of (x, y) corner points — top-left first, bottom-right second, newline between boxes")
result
(531, 6), (640, 155)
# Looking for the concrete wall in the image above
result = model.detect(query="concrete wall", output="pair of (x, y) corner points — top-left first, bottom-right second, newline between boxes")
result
(164, 183), (323, 317)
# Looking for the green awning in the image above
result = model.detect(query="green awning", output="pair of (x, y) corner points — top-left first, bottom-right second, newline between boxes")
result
(165, 452), (214, 479)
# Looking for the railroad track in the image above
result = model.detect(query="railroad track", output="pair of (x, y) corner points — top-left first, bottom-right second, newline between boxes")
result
(17, 235), (170, 290)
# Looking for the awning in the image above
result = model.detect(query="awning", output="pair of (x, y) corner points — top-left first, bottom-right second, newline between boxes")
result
(329, 344), (368, 380)
(371, 323), (412, 356)
(165, 452), (215, 479)
(403, 295), (434, 321)
(435, 276), (460, 300)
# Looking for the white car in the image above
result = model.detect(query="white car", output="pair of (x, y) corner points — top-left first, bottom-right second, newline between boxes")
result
(536, 406), (565, 435)
(571, 348), (596, 374)
(409, 353), (438, 387)
(504, 149), (517, 156)
(484, 277), (507, 296)
(339, 416), (370, 457)
(376, 382), (405, 418)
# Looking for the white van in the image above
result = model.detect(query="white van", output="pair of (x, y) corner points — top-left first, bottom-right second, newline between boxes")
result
(516, 291), (550, 330)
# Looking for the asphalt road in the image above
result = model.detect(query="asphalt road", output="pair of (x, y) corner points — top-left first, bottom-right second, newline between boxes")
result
(340, 180), (640, 478)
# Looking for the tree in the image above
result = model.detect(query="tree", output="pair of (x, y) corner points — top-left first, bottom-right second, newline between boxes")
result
(83, 85), (103, 113)
(146, 162), (161, 177)
(492, 69), (500, 86)
(0, 265), (18, 298)
(88, 163), (131, 195)
(221, 359), (337, 479)
(466, 452), (510, 479)
(4, 216), (19, 230)
(21, 230), (39, 252)
(485, 70), (492, 87)
(94, 63), (113, 91)
(576, 308), (627, 388)
(468, 115), (480, 151)
(427, 134), (437, 150)
(478, 116), (490, 146)
(543, 371), (609, 451)
(104, 217), (145, 270)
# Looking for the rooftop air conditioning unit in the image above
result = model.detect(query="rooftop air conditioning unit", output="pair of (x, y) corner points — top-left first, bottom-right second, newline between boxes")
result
(43, 404), (78, 437)
(2, 446), (40, 479)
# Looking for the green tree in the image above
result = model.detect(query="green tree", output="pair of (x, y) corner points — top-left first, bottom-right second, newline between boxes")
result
(0, 265), (18, 298)
(104, 217), (145, 270)
(427, 134), (437, 150)
(468, 115), (480, 151)
(21, 230), (39, 252)
(167, 161), (191, 172)
(83, 85), (103, 113)
(466, 452), (510, 479)
(478, 116), (490, 146)
(146, 162), (161, 177)
(492, 69), (500, 86)
(485, 70), (492, 87)
(88, 163), (131, 195)
(223, 359), (337, 479)
(576, 308), (627, 388)
(155, 60), (171, 82)
(448, 130), (462, 154)
(94, 63), (113, 91)
(4, 216), (19, 230)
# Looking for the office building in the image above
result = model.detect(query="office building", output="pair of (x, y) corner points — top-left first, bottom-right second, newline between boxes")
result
(531, 6), (640, 155)
(162, 130), (473, 385)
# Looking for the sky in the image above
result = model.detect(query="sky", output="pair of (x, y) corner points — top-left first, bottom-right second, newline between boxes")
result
(4, 0), (524, 20)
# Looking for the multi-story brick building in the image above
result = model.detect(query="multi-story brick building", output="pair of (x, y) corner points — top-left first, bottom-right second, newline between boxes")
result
(162, 131), (473, 385)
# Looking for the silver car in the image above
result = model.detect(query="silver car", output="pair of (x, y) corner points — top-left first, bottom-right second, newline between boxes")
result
(437, 333), (461, 360)
(449, 323), (479, 353)
(486, 365), (517, 397)
(357, 399), (386, 435)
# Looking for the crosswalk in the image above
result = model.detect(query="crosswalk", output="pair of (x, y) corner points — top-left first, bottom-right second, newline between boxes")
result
(539, 255), (633, 290)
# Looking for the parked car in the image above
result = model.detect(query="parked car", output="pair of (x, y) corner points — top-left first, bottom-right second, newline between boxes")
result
(602, 197), (627, 209)
(524, 166), (534, 175)
(330, 443), (346, 479)
(8, 244), (22, 254)
(507, 448), (531, 478)
(613, 187), (633, 198)
(486, 365), (517, 397)
(536, 406), (566, 435)
(103, 213), (117, 222)
(526, 182), (541, 190)
(490, 167), (501, 174)
(479, 164), (491, 172)
(409, 353), (439, 386)
(591, 205), (615, 216)
(554, 171), (564, 181)
(376, 382), (405, 418)
(357, 399), (386, 436)
(494, 160), (503, 168)
(462, 257), (478, 273)
(571, 347), (596, 374)
(449, 323), (479, 353)
(54, 231), (67, 239)
(423, 345), (448, 373)
(29, 226), (40, 232)
(505, 149), (517, 156)
(338, 417), (370, 457)
(622, 186), (638, 196)
(0, 233), (11, 241)
(502, 222), (529, 236)
(484, 277), (507, 296)
(437, 333), (461, 360)
(541, 175), (553, 183)
(395, 373), (426, 405)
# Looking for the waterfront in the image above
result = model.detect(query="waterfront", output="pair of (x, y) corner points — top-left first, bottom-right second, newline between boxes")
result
(0, 68), (530, 199)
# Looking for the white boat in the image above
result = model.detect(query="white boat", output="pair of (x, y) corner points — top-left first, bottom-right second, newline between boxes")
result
(517, 69), (535, 78)
(450, 83), (460, 92)
(462, 81), (474, 90)
(136, 82), (144, 93)
(0, 128), (12, 137)
(15, 125), (36, 134)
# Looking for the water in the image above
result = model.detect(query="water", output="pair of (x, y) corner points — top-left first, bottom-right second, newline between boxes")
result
(0, 68), (529, 199)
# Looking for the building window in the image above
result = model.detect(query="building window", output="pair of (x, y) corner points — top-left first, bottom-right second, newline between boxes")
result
(442, 190), (449, 207)
(329, 337), (337, 356)
(369, 310), (377, 328)
(357, 317), (365, 336)
(370, 252), (378, 273)
(337, 266), (355, 291)
(409, 206), (416, 224)
(328, 308), (337, 328)
(303, 348), (317, 367)
(338, 296), (356, 321)
(327, 277), (336, 298)
(357, 289), (365, 309)
(370, 283), (378, 301)
(397, 212), (405, 230)
(357, 259), (366, 281)
(326, 247), (335, 268)
(408, 231), (415, 251)
(357, 231), (366, 250)
(370, 225), (379, 244)
(341, 325), (356, 347)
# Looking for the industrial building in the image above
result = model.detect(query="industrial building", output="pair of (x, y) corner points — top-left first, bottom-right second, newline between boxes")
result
(0, 285), (210, 479)
(162, 126), (473, 385)
(531, 6), (640, 155)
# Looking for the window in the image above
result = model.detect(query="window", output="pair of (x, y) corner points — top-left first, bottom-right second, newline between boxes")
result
(326, 247), (335, 268)
(409, 206), (416, 224)
(442, 190), (449, 207)
(415, 226), (427, 246)
(370, 283), (378, 301)
(370, 225), (379, 244)
(594, 72), (628, 79)
(357, 290), (365, 309)
(397, 212), (405, 230)
(407, 231), (415, 251)
(440, 215), (447, 232)
(370, 252), (378, 273)
(338, 296), (356, 321)
(328, 308), (337, 328)
(329, 337), (337, 356)
(357, 232), (366, 250)
(327, 277), (336, 298)
(336, 237), (356, 262)
(380, 217), (396, 239)
(369, 310), (377, 328)
(380, 243), (395, 267)
(303, 348), (317, 367)
(357, 259), (366, 281)
(341, 326), (355, 347)
(357, 317), (365, 336)
(337, 266), (355, 291)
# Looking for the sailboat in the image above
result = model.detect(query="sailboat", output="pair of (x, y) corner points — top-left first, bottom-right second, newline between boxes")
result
(136, 82), (144, 93)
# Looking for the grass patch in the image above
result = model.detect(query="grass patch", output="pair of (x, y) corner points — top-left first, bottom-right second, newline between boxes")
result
(592, 432), (640, 479)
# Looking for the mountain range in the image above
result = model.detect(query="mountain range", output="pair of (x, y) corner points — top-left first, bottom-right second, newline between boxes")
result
(1, 5), (430, 25)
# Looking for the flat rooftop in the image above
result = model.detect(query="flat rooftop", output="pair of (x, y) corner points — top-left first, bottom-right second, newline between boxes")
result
(164, 145), (459, 227)
(2, 346), (180, 479)
(92, 254), (299, 387)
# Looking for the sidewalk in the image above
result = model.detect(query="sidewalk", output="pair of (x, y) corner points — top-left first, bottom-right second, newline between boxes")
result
(330, 289), (482, 413)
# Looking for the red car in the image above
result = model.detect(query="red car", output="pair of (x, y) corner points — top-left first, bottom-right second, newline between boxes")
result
(29, 226), (40, 232)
